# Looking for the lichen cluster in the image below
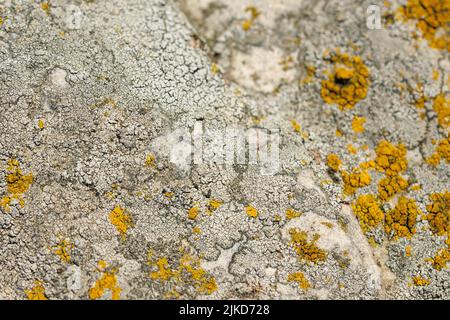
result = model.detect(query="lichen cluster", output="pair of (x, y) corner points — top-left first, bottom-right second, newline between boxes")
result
(0, 159), (33, 212)
(321, 50), (370, 110)
(108, 205), (133, 240)
(351, 194), (385, 232)
(25, 281), (48, 300)
(52, 239), (74, 263)
(385, 196), (420, 239)
(288, 272), (310, 290)
(427, 137), (450, 166)
(425, 191), (449, 236)
(289, 229), (328, 264)
(397, 0), (450, 52)
(148, 250), (217, 297)
(89, 260), (121, 300)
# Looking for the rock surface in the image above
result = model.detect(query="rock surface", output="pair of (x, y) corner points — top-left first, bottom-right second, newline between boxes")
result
(0, 0), (448, 299)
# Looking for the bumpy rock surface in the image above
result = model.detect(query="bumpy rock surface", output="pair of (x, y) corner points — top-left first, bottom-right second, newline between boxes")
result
(0, 0), (448, 299)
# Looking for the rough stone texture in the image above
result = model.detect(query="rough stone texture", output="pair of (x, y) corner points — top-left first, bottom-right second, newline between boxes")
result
(0, 0), (448, 299)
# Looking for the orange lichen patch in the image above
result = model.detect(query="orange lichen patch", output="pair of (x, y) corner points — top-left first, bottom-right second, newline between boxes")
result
(89, 261), (121, 300)
(193, 226), (202, 234)
(378, 174), (409, 201)
(188, 206), (200, 220)
(426, 136), (450, 166)
(245, 205), (258, 218)
(412, 276), (431, 286)
(38, 119), (45, 129)
(427, 238), (450, 270)
(148, 251), (217, 296)
(211, 63), (220, 74)
(321, 51), (370, 110)
(52, 239), (74, 263)
(397, 0), (450, 52)
(351, 194), (385, 232)
(289, 229), (327, 264)
(164, 191), (174, 198)
(432, 69), (440, 81)
(351, 116), (366, 134)
(179, 254), (217, 295)
(288, 272), (310, 290)
(150, 257), (174, 281)
(300, 65), (316, 85)
(242, 6), (260, 31)
(207, 199), (222, 214)
(40, 2), (50, 14)
(406, 245), (412, 256)
(336, 129), (343, 137)
(425, 191), (449, 236)
(326, 153), (342, 171)
(108, 205), (133, 240)
(372, 140), (408, 176)
(385, 197), (420, 239)
(341, 168), (371, 196)
(290, 120), (309, 138)
(25, 281), (48, 300)
(432, 93), (449, 128)
(347, 144), (358, 155)
(1, 159), (33, 212)
(145, 154), (156, 167)
(286, 208), (302, 220)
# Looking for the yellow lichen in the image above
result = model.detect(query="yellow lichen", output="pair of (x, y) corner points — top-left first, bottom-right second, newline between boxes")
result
(245, 205), (258, 218)
(351, 116), (366, 134)
(150, 257), (174, 281)
(378, 174), (409, 201)
(288, 272), (310, 290)
(372, 140), (408, 176)
(25, 281), (48, 300)
(397, 0), (450, 52)
(428, 242), (450, 270)
(289, 229), (327, 264)
(286, 208), (302, 220)
(52, 239), (74, 263)
(207, 199), (222, 214)
(211, 63), (220, 75)
(432, 93), (449, 128)
(41, 2), (50, 14)
(326, 153), (342, 171)
(193, 226), (202, 234)
(148, 251), (217, 296)
(242, 6), (260, 31)
(347, 144), (358, 155)
(341, 168), (371, 196)
(426, 136), (450, 166)
(188, 206), (200, 220)
(425, 191), (449, 236)
(405, 245), (412, 256)
(108, 205), (133, 240)
(321, 50), (370, 110)
(89, 261), (121, 300)
(412, 276), (431, 286)
(300, 65), (316, 85)
(385, 197), (420, 239)
(351, 194), (384, 232)
(1, 159), (33, 212)
(145, 154), (156, 167)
